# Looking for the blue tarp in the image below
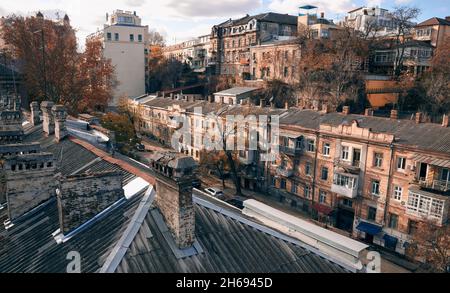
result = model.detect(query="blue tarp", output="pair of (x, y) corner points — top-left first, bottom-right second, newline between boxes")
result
(356, 221), (382, 235)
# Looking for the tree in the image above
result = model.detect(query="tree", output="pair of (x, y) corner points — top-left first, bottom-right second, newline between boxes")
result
(199, 151), (228, 189)
(101, 112), (136, 146)
(391, 6), (421, 77)
(148, 29), (166, 47)
(297, 27), (369, 111)
(78, 37), (117, 112)
(258, 79), (296, 108)
(419, 36), (450, 116)
(408, 221), (450, 273)
(1, 14), (80, 105)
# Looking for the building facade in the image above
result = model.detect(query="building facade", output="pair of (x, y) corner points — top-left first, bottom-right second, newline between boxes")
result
(129, 95), (450, 256)
(342, 6), (400, 38)
(88, 10), (149, 106)
(414, 17), (450, 50)
(210, 12), (298, 79)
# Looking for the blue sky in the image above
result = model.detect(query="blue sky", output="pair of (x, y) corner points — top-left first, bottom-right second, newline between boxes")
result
(1, 0), (449, 46)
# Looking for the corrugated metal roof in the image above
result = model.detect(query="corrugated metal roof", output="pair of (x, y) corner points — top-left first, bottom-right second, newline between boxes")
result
(214, 87), (260, 96)
(411, 154), (450, 168)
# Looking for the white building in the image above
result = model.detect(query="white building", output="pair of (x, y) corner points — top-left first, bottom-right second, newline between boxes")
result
(343, 7), (400, 37)
(90, 10), (149, 107)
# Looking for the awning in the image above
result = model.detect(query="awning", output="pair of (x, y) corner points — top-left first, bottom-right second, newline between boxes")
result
(383, 234), (398, 248)
(313, 203), (334, 216)
(356, 221), (382, 235)
(411, 154), (450, 168)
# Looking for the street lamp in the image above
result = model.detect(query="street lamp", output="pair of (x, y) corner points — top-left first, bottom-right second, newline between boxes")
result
(34, 11), (48, 99)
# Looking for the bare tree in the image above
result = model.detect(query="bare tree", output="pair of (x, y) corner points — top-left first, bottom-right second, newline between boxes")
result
(408, 220), (450, 273)
(148, 29), (166, 47)
(391, 6), (421, 77)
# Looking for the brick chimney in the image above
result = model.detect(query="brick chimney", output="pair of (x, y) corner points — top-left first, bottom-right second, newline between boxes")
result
(41, 101), (55, 136)
(342, 106), (350, 115)
(442, 114), (449, 128)
(52, 105), (68, 142)
(285, 102), (289, 110)
(150, 152), (197, 249)
(390, 109), (398, 120)
(208, 95), (214, 103)
(57, 172), (124, 234)
(30, 102), (41, 126)
(364, 108), (374, 116)
(260, 98), (265, 108)
(415, 112), (422, 124)
(321, 104), (329, 114)
(4, 153), (56, 221)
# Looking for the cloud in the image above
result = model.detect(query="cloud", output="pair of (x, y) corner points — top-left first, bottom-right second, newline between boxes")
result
(166, 0), (262, 18)
(268, 0), (356, 19)
(125, 0), (146, 6)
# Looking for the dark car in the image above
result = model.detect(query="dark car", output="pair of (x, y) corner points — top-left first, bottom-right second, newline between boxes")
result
(135, 143), (145, 151)
(192, 179), (201, 189)
(226, 196), (247, 210)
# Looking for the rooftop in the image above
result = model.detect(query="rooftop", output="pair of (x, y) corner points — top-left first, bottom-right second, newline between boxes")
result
(214, 87), (260, 96)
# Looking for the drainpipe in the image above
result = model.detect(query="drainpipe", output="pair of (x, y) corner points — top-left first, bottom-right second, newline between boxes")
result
(310, 132), (320, 219)
(383, 142), (395, 227)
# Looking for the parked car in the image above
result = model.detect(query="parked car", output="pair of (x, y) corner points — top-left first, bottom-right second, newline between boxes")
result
(135, 143), (145, 151)
(226, 196), (247, 210)
(204, 187), (224, 199)
(192, 179), (201, 189)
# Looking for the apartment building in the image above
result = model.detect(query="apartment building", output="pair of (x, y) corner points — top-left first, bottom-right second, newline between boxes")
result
(271, 108), (450, 255)
(210, 12), (298, 79)
(129, 94), (450, 256)
(414, 16), (450, 50)
(249, 40), (300, 83)
(298, 5), (340, 39)
(88, 10), (149, 107)
(162, 35), (213, 73)
(342, 6), (400, 38)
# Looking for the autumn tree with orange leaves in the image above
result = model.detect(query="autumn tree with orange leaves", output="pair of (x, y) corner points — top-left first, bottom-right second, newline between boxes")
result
(78, 37), (117, 112)
(1, 13), (116, 114)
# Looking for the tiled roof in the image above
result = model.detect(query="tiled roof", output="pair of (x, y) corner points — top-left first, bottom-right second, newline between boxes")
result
(416, 17), (450, 27)
(218, 12), (298, 27)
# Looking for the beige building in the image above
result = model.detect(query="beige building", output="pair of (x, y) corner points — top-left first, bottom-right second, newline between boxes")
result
(129, 95), (450, 257)
(89, 10), (149, 107)
(414, 17), (450, 50)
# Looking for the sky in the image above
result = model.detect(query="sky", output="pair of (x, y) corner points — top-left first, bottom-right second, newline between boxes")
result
(1, 0), (449, 47)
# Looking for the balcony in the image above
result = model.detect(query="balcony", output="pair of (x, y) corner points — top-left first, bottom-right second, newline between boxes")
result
(419, 179), (450, 193)
(276, 167), (294, 178)
(334, 159), (361, 174)
(406, 186), (448, 225)
(279, 145), (303, 156)
(331, 173), (359, 199)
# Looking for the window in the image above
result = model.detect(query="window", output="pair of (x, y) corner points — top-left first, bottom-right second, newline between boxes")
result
(371, 180), (380, 196)
(342, 199), (353, 208)
(295, 138), (303, 150)
(321, 167), (329, 181)
(323, 143), (330, 156)
(393, 186), (402, 201)
(319, 191), (327, 204)
(407, 192), (445, 220)
(291, 182), (298, 194)
(334, 173), (356, 189)
(107, 32), (112, 41)
(284, 67), (288, 78)
(305, 162), (312, 176)
(130, 34), (135, 42)
(304, 186), (311, 199)
(374, 153), (383, 168)
(341, 146), (349, 160)
(115, 33), (119, 41)
(280, 179), (286, 190)
(441, 168), (449, 182)
(138, 34), (143, 42)
(388, 214), (398, 229)
(397, 157), (406, 170)
(408, 220), (419, 235)
(368, 207), (377, 221)
(307, 139), (315, 152)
